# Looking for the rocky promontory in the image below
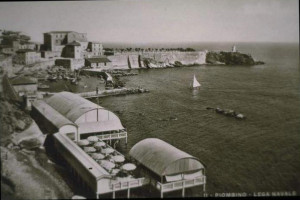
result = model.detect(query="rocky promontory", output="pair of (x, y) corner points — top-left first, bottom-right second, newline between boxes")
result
(206, 51), (264, 65)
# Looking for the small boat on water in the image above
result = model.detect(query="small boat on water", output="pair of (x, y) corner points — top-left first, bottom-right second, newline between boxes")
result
(211, 107), (246, 120)
(190, 74), (201, 89)
(236, 113), (245, 119)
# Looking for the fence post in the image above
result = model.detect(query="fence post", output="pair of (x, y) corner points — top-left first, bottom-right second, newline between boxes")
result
(182, 181), (185, 197)
(203, 177), (206, 192)
(127, 187), (130, 199)
(112, 184), (115, 199)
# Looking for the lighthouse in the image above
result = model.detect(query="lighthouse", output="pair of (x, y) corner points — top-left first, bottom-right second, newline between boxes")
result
(232, 45), (237, 52)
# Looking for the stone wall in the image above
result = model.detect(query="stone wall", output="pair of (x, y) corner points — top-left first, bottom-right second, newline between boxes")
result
(107, 51), (207, 69)
(41, 51), (60, 59)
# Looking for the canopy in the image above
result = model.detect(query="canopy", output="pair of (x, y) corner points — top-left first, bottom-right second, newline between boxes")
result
(183, 171), (203, 180)
(111, 169), (120, 175)
(87, 136), (98, 143)
(121, 163), (136, 171)
(129, 138), (204, 176)
(165, 174), (183, 182)
(112, 155), (125, 163)
(101, 148), (114, 155)
(94, 141), (106, 149)
(100, 160), (115, 171)
(91, 153), (105, 160)
(83, 147), (96, 153)
(78, 139), (89, 147)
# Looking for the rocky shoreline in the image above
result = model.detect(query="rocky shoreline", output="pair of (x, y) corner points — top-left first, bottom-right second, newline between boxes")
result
(0, 96), (73, 199)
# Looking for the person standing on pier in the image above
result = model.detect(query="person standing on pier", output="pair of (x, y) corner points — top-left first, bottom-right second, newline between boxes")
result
(96, 87), (98, 95)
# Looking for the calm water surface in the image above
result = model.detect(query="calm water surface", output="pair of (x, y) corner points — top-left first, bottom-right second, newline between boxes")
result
(94, 43), (300, 197)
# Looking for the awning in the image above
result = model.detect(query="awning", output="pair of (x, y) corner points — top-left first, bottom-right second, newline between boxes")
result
(183, 171), (203, 180)
(165, 174), (182, 182)
(78, 121), (125, 134)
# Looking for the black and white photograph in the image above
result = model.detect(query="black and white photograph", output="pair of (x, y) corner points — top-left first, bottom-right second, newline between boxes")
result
(0, 0), (299, 199)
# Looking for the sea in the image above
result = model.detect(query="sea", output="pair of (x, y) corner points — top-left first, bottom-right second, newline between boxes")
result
(92, 42), (300, 197)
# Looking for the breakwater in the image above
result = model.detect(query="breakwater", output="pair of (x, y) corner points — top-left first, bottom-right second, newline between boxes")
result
(79, 87), (149, 99)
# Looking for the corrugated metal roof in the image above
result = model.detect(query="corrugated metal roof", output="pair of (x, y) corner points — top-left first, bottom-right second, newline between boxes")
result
(86, 57), (111, 63)
(32, 100), (76, 129)
(129, 138), (204, 176)
(46, 92), (103, 123)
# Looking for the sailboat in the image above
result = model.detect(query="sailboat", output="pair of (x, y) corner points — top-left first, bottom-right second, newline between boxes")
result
(190, 74), (201, 89)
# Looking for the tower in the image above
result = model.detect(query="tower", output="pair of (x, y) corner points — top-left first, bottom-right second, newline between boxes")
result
(232, 45), (237, 52)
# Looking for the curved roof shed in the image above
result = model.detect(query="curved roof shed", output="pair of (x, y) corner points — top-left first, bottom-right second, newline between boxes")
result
(129, 138), (204, 177)
(33, 100), (76, 128)
(46, 92), (103, 123)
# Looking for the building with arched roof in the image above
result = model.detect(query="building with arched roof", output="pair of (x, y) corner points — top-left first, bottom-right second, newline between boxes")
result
(129, 138), (206, 198)
(31, 100), (77, 137)
(31, 91), (141, 198)
(32, 91), (127, 142)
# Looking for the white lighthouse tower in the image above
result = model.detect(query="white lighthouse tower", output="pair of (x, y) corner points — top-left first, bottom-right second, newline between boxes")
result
(232, 45), (237, 52)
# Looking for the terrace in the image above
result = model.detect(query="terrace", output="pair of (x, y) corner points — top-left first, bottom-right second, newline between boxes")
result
(76, 135), (144, 198)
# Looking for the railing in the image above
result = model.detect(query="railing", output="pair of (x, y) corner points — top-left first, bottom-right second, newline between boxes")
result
(157, 176), (206, 192)
(97, 132), (127, 141)
(110, 178), (145, 191)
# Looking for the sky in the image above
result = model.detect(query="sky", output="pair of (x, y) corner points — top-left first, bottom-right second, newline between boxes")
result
(0, 0), (299, 43)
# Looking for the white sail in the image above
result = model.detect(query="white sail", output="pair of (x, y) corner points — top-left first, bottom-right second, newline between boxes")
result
(193, 75), (201, 88)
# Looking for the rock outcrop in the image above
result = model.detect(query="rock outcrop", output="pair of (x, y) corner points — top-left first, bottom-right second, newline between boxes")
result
(11, 121), (45, 150)
(206, 51), (264, 65)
